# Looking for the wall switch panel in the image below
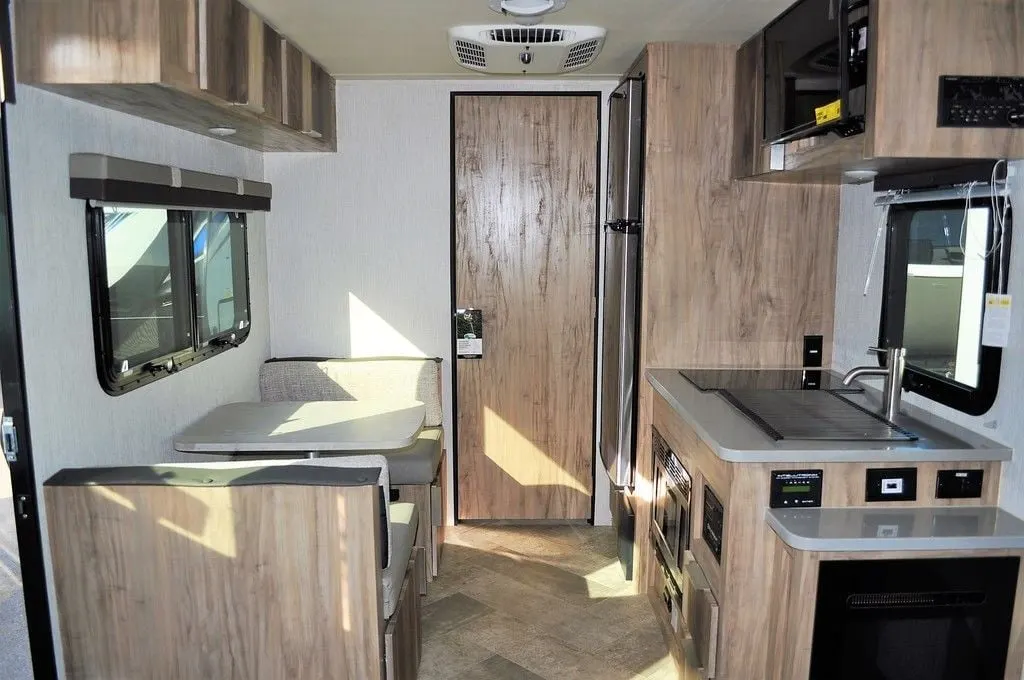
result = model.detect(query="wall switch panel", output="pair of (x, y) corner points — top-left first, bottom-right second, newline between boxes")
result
(803, 335), (824, 368)
(865, 467), (918, 502)
(938, 75), (1024, 128)
(936, 469), (984, 499)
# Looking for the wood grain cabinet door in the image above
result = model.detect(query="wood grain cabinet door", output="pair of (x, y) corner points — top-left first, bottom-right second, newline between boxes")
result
(199, 0), (264, 112)
(282, 41), (305, 131)
(453, 94), (599, 521)
(304, 61), (337, 143)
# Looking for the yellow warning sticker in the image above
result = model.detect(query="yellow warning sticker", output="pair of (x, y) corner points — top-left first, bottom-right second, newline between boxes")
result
(814, 100), (843, 126)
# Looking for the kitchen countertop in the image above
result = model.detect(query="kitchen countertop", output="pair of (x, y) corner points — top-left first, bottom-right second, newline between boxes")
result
(647, 368), (1012, 463)
(766, 506), (1024, 552)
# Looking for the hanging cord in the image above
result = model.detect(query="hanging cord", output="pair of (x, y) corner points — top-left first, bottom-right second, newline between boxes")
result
(863, 190), (902, 296)
(958, 180), (979, 256)
(983, 159), (1008, 261)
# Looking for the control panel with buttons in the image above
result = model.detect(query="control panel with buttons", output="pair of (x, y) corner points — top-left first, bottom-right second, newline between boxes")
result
(938, 75), (1024, 129)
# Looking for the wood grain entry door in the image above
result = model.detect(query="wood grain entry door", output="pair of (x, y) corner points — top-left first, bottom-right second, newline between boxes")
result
(454, 95), (598, 521)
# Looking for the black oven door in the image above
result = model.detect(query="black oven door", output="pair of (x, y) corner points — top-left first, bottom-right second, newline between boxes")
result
(652, 431), (691, 575)
(810, 557), (1019, 680)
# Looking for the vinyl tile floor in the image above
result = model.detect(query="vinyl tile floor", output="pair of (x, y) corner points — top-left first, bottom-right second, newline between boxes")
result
(419, 524), (676, 680)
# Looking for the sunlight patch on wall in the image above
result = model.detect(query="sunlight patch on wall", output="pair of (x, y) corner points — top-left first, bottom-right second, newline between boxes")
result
(155, 487), (237, 559)
(484, 407), (588, 493)
(347, 292), (426, 357)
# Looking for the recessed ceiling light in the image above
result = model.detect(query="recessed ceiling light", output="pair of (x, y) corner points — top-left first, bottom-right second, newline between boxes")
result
(844, 169), (878, 184)
(208, 126), (237, 137)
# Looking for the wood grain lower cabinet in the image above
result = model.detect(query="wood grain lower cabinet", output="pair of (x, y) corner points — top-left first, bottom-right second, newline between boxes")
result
(14, 0), (338, 153)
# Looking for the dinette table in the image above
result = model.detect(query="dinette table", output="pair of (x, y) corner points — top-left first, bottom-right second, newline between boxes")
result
(173, 399), (426, 458)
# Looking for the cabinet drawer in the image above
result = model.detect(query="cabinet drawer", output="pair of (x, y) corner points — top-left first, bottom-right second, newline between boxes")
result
(682, 558), (720, 679)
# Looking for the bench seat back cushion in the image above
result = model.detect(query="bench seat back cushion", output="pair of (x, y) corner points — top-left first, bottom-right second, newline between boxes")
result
(260, 357), (443, 427)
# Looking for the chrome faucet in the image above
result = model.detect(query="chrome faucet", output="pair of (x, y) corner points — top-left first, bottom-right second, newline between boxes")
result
(842, 347), (907, 422)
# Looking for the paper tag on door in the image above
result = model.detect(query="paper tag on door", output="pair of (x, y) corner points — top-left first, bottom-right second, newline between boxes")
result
(982, 294), (1012, 348)
(455, 308), (484, 359)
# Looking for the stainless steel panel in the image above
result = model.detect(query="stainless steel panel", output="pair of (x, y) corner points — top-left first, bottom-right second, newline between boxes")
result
(719, 390), (919, 442)
(599, 226), (640, 487)
(606, 78), (644, 223)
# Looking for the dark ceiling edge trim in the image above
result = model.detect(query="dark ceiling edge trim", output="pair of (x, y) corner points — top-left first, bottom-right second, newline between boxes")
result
(70, 178), (271, 212)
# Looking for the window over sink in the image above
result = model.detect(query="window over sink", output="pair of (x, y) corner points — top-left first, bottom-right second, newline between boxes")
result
(878, 166), (1012, 415)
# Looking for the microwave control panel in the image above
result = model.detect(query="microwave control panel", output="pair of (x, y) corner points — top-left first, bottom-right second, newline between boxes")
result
(938, 76), (1024, 128)
(702, 484), (725, 564)
(769, 469), (824, 508)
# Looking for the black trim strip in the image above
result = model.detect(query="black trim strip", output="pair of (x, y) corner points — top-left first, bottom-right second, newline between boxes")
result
(0, 102), (56, 676)
(71, 178), (271, 212)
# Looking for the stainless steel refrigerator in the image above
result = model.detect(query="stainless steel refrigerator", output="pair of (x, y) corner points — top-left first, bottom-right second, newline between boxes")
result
(600, 74), (645, 492)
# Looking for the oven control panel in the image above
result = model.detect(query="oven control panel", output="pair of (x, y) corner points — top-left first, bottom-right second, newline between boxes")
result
(770, 469), (824, 508)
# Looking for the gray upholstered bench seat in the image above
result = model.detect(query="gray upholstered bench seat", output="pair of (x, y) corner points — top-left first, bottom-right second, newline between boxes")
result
(323, 427), (442, 485)
(383, 502), (418, 619)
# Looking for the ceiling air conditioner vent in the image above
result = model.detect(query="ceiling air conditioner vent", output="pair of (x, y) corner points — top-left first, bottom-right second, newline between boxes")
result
(454, 40), (487, 69)
(448, 25), (606, 75)
(563, 38), (601, 70)
(488, 27), (567, 44)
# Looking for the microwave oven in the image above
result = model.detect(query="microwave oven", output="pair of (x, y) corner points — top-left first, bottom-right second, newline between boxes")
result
(763, 0), (869, 144)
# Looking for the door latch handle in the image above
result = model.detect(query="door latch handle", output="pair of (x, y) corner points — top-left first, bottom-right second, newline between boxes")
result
(2, 416), (17, 463)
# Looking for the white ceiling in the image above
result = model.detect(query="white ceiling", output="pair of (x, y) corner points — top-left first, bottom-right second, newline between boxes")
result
(243, 0), (796, 78)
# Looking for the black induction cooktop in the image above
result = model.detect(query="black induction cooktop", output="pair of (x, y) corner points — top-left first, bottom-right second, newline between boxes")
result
(678, 368), (863, 393)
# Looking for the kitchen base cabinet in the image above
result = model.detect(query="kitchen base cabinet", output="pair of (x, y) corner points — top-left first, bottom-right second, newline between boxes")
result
(645, 376), (1023, 679)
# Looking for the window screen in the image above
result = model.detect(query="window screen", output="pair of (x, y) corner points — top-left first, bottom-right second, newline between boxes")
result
(88, 206), (251, 394)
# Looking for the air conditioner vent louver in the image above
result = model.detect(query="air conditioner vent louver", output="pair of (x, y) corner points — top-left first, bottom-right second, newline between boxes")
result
(454, 40), (487, 69)
(488, 27), (567, 43)
(563, 38), (601, 70)
(448, 25), (606, 75)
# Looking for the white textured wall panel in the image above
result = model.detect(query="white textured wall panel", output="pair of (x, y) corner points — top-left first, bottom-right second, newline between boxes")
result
(6, 86), (271, 675)
(264, 79), (618, 525)
(833, 161), (1024, 517)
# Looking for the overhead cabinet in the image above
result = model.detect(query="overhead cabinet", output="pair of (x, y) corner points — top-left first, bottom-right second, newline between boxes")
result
(733, 0), (1024, 182)
(15, 0), (337, 153)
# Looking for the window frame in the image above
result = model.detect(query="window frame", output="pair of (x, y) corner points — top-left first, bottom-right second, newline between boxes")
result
(86, 205), (252, 395)
(878, 196), (1011, 416)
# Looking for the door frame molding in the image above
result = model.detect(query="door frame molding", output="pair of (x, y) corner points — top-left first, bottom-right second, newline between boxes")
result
(0, 102), (59, 676)
(448, 91), (603, 523)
